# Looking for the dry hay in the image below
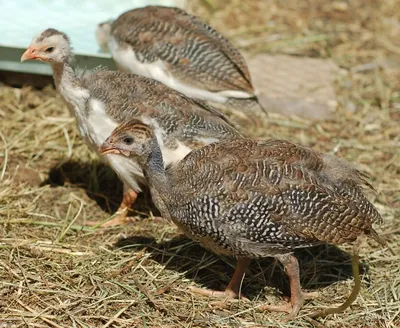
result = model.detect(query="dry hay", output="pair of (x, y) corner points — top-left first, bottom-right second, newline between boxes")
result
(0, 0), (399, 327)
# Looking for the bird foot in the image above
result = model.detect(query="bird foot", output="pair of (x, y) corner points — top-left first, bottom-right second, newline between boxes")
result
(101, 213), (138, 227)
(282, 291), (318, 302)
(259, 302), (299, 321)
(259, 292), (312, 320)
(259, 302), (293, 314)
(189, 286), (249, 302)
(85, 211), (137, 228)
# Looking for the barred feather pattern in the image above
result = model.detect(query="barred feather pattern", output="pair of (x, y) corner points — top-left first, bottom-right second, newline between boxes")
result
(81, 70), (241, 148)
(27, 27), (244, 205)
(106, 122), (383, 258)
(110, 6), (254, 94)
(160, 139), (383, 257)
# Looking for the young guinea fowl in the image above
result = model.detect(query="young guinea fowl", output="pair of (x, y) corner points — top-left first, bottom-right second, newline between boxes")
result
(100, 119), (384, 319)
(96, 6), (267, 124)
(21, 28), (242, 227)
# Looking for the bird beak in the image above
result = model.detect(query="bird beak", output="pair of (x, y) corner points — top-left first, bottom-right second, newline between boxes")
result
(21, 47), (35, 62)
(99, 143), (121, 155)
(21, 47), (48, 62)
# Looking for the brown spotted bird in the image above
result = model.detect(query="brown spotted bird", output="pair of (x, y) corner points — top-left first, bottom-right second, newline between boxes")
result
(99, 119), (383, 319)
(21, 28), (242, 227)
(96, 6), (266, 120)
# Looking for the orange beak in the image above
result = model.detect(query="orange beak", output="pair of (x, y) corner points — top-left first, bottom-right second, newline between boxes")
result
(99, 143), (121, 155)
(20, 47), (48, 62)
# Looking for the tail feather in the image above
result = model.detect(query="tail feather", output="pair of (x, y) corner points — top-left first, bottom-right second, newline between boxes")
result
(254, 95), (269, 116)
(225, 96), (269, 117)
(206, 97), (268, 134)
(369, 228), (386, 246)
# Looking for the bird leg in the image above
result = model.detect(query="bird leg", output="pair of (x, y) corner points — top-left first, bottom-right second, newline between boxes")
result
(190, 257), (251, 300)
(309, 235), (365, 318)
(100, 188), (138, 227)
(85, 188), (138, 227)
(260, 254), (305, 319)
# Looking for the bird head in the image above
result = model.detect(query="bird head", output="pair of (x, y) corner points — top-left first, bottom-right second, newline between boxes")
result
(21, 28), (72, 64)
(99, 119), (156, 161)
(96, 20), (113, 52)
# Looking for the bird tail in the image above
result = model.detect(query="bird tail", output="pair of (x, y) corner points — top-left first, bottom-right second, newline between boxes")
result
(369, 228), (386, 247)
(207, 96), (268, 132)
(226, 96), (268, 117)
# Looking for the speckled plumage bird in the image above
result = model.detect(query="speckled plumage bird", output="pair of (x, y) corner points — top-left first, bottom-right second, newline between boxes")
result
(21, 28), (242, 227)
(100, 119), (383, 318)
(96, 6), (266, 121)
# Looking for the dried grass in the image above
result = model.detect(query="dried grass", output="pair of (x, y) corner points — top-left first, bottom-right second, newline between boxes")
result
(1, 0), (399, 327)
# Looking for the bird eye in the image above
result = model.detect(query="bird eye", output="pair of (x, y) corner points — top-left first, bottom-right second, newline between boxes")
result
(45, 47), (54, 53)
(123, 137), (134, 145)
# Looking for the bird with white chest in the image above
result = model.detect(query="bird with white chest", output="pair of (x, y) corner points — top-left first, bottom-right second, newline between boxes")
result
(96, 6), (267, 123)
(21, 28), (242, 227)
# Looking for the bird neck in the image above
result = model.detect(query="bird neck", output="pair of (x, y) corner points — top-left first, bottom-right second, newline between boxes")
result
(51, 60), (87, 119)
(141, 137), (171, 203)
(51, 60), (77, 90)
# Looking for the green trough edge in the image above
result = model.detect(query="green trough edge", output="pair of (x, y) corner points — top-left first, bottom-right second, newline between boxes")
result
(0, 45), (118, 76)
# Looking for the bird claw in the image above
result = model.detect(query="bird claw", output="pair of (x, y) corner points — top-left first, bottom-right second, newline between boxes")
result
(88, 188), (139, 228)
(259, 302), (298, 321)
(105, 215), (138, 227)
(282, 291), (317, 301)
(85, 211), (138, 228)
(259, 302), (293, 313)
(189, 286), (249, 302)
(259, 291), (316, 320)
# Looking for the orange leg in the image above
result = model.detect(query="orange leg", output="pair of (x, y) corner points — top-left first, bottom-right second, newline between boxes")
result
(100, 188), (138, 227)
(260, 254), (305, 319)
(190, 257), (251, 300)
(86, 188), (138, 227)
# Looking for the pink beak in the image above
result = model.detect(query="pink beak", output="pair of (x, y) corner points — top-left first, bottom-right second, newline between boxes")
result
(21, 47), (47, 62)
(99, 143), (121, 155)
(21, 47), (35, 62)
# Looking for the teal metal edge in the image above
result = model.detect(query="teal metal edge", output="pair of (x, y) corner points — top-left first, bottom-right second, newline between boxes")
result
(0, 46), (117, 76)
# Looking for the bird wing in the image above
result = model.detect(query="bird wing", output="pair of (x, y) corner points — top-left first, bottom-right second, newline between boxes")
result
(81, 70), (241, 145)
(111, 6), (254, 94)
(170, 139), (382, 248)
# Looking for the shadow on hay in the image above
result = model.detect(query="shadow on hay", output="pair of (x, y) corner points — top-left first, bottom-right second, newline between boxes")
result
(115, 235), (368, 299)
(42, 159), (159, 216)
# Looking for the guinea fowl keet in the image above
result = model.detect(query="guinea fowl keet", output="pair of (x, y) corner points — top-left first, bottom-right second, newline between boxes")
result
(96, 6), (267, 123)
(100, 120), (384, 319)
(21, 28), (242, 227)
